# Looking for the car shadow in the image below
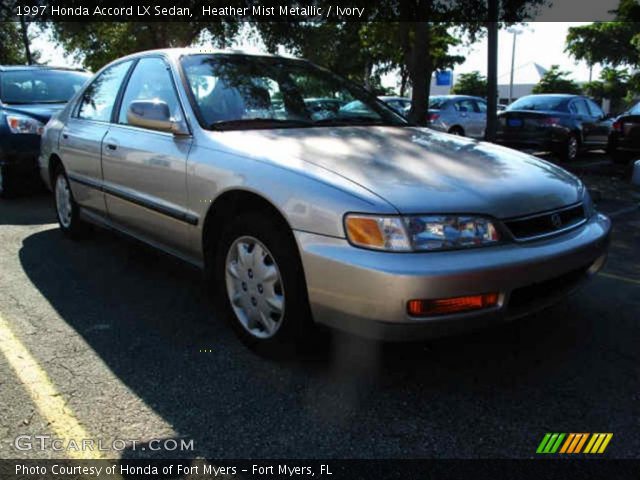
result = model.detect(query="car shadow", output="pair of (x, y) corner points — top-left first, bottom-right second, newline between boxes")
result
(18, 227), (609, 458)
(0, 191), (56, 226)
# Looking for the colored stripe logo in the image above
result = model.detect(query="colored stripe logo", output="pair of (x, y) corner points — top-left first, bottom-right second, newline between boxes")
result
(536, 433), (613, 454)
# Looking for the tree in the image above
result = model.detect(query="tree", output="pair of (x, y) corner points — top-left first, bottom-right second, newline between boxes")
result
(565, 0), (640, 69)
(451, 71), (488, 97)
(583, 67), (630, 114)
(0, 22), (28, 64)
(532, 65), (582, 94)
(50, 22), (241, 72)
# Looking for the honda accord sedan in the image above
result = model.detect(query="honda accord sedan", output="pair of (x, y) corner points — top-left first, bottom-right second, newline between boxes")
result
(39, 49), (611, 354)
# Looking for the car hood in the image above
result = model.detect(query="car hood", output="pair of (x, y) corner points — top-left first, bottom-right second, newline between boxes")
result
(1, 103), (66, 123)
(209, 126), (584, 219)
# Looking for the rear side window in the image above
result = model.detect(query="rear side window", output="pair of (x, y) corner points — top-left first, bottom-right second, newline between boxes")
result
(585, 99), (604, 118)
(455, 99), (477, 113)
(77, 61), (133, 122)
(475, 100), (487, 113)
(570, 99), (590, 116)
(118, 57), (182, 125)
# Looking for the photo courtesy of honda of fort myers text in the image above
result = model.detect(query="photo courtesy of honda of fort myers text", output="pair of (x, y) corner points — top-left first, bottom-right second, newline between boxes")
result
(1, 0), (640, 479)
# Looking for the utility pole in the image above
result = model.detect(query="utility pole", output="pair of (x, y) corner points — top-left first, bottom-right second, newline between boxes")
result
(19, 17), (33, 65)
(486, 0), (499, 142)
(507, 28), (522, 104)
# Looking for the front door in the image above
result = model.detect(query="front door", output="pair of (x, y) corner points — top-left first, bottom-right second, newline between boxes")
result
(101, 56), (193, 254)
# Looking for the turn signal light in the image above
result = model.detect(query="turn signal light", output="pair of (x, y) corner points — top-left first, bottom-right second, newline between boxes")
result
(407, 293), (499, 317)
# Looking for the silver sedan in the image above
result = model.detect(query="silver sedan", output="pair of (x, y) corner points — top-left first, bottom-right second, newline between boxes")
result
(39, 49), (610, 354)
(427, 95), (488, 139)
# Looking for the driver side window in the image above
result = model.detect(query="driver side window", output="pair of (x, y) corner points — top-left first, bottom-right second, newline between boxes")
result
(118, 57), (182, 125)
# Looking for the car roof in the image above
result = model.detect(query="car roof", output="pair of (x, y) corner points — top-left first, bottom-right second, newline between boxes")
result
(113, 47), (307, 64)
(0, 65), (88, 73)
(379, 96), (410, 101)
(430, 95), (485, 101)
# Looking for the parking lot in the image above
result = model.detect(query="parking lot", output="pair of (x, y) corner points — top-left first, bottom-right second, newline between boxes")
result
(0, 152), (639, 460)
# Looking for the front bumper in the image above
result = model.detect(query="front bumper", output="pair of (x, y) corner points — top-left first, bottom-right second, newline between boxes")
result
(0, 133), (41, 174)
(295, 213), (611, 341)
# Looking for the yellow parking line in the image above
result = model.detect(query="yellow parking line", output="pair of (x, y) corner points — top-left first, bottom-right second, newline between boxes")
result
(598, 272), (640, 286)
(0, 312), (104, 460)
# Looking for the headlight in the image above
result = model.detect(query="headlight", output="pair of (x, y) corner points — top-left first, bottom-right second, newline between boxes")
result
(5, 114), (44, 135)
(345, 214), (501, 252)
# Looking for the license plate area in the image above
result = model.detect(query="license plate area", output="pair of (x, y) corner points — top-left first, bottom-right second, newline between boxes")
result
(508, 118), (523, 128)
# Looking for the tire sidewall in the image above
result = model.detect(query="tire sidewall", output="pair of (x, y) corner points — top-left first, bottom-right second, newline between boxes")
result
(565, 134), (579, 162)
(53, 166), (85, 238)
(214, 212), (312, 355)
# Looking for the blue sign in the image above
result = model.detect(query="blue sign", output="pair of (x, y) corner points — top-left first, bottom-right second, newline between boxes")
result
(436, 71), (453, 86)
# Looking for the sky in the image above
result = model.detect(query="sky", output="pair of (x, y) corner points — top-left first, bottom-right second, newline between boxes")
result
(31, 22), (606, 89)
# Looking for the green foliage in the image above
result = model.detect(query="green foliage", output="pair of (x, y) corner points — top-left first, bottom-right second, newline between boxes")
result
(532, 65), (582, 95)
(583, 67), (630, 114)
(565, 0), (640, 68)
(50, 22), (240, 72)
(451, 71), (488, 97)
(0, 22), (28, 64)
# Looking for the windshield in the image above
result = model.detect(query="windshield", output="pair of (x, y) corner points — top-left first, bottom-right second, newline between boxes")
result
(629, 102), (640, 115)
(507, 95), (567, 112)
(0, 69), (89, 104)
(180, 54), (407, 130)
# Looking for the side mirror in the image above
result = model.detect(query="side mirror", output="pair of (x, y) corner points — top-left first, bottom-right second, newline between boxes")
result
(127, 100), (187, 135)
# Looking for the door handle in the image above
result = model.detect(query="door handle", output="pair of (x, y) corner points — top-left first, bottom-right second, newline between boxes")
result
(62, 133), (69, 139)
(106, 144), (117, 151)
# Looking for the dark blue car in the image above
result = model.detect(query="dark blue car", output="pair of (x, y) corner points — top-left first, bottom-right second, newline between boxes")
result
(0, 65), (90, 197)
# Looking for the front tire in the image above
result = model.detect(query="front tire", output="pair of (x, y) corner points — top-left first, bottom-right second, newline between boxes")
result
(0, 165), (16, 198)
(53, 166), (87, 239)
(214, 212), (313, 356)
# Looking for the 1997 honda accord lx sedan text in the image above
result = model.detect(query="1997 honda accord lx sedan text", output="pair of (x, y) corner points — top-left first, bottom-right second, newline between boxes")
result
(39, 49), (611, 354)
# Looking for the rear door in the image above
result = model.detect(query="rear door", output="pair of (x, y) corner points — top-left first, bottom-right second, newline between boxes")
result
(472, 99), (488, 139)
(454, 98), (479, 136)
(101, 56), (193, 254)
(570, 98), (597, 145)
(585, 98), (612, 146)
(59, 60), (134, 213)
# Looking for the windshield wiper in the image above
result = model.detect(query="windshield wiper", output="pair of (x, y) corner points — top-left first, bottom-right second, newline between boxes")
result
(209, 118), (312, 130)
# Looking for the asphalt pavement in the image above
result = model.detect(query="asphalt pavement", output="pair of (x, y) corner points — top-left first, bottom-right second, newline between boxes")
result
(0, 154), (639, 460)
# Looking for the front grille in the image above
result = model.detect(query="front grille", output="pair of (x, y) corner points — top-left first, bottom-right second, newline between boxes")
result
(508, 264), (591, 311)
(504, 204), (585, 240)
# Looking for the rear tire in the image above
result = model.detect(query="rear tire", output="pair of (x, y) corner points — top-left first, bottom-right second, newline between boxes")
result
(558, 133), (579, 162)
(53, 165), (87, 239)
(214, 211), (314, 357)
(448, 126), (465, 137)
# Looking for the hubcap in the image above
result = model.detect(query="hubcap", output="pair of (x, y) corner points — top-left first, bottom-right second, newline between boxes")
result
(225, 236), (285, 339)
(55, 174), (73, 228)
(568, 137), (578, 160)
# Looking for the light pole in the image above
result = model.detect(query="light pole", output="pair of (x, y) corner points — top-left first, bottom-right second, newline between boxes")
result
(507, 28), (522, 105)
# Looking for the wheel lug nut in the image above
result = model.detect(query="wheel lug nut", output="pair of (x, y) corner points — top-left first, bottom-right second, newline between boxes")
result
(248, 269), (253, 279)
(241, 282), (247, 291)
(251, 297), (257, 306)
(257, 284), (263, 294)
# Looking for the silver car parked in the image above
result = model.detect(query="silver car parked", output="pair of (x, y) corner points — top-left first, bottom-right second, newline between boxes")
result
(40, 49), (610, 354)
(427, 95), (488, 139)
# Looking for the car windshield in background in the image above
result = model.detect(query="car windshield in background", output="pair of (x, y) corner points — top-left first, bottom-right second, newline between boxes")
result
(180, 54), (406, 130)
(507, 96), (567, 112)
(0, 70), (89, 104)
(629, 102), (640, 115)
